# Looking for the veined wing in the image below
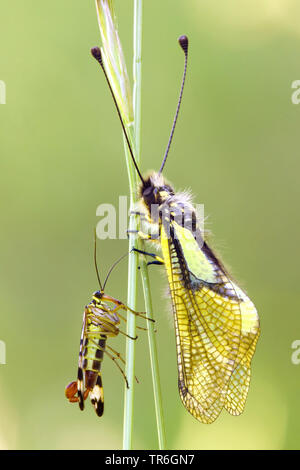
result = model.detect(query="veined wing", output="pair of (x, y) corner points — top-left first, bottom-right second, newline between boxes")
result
(223, 287), (260, 416)
(160, 221), (260, 423)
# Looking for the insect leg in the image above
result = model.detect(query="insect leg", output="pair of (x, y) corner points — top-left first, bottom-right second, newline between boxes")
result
(112, 303), (155, 324)
(87, 317), (138, 341)
(89, 338), (129, 388)
(118, 329), (138, 340)
(106, 344), (140, 384)
(147, 260), (165, 267)
(100, 294), (155, 323)
(106, 344), (126, 365)
(132, 247), (165, 265)
(115, 311), (149, 331)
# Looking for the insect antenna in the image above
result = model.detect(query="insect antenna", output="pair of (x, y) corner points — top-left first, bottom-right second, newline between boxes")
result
(91, 47), (145, 185)
(102, 252), (129, 291)
(159, 35), (189, 174)
(94, 229), (103, 291)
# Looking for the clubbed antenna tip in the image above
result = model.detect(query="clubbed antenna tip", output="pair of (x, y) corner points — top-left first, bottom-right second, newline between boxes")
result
(178, 35), (188, 54)
(91, 46), (102, 64)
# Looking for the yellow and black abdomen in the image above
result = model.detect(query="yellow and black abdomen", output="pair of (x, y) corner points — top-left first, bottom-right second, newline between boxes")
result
(77, 308), (106, 416)
(81, 330), (106, 389)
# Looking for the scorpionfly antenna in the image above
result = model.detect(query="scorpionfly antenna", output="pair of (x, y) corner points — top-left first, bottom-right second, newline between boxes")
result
(94, 228), (128, 291)
(94, 228), (103, 291)
(102, 252), (129, 291)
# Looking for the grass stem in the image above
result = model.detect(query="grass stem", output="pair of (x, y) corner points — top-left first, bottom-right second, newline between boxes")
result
(125, 0), (166, 450)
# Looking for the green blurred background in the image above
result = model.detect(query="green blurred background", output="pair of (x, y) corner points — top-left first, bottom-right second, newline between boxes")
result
(0, 0), (300, 450)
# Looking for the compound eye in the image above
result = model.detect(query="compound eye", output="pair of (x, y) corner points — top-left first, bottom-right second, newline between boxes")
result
(93, 290), (102, 299)
(143, 187), (153, 197)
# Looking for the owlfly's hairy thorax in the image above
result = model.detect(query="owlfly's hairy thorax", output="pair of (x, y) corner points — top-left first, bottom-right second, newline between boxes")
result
(140, 172), (196, 227)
